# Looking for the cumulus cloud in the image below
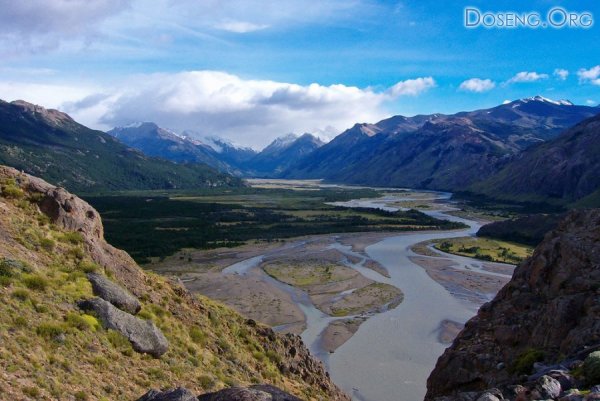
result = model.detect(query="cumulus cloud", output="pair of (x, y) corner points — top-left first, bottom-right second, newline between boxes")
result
(577, 65), (600, 86)
(388, 77), (436, 97)
(586, 100), (597, 106)
(1, 71), (435, 148)
(506, 71), (549, 84)
(459, 78), (495, 93)
(553, 69), (569, 80)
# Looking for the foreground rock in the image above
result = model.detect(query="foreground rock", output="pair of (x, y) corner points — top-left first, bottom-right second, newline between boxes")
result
(426, 209), (600, 400)
(137, 387), (196, 401)
(138, 385), (303, 401)
(87, 272), (141, 314)
(79, 297), (169, 357)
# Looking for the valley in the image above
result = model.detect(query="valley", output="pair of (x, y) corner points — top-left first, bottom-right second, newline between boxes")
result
(141, 181), (518, 401)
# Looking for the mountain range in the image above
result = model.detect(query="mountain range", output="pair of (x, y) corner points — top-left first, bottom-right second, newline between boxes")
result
(471, 112), (600, 206)
(281, 96), (599, 194)
(107, 126), (324, 177)
(1, 96), (598, 206)
(0, 100), (241, 192)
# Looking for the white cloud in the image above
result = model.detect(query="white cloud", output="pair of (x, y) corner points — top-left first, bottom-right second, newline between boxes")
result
(214, 20), (269, 33)
(506, 71), (549, 84)
(586, 99), (598, 106)
(0, 0), (131, 53)
(1, 71), (436, 148)
(388, 77), (436, 97)
(553, 69), (569, 80)
(577, 65), (600, 86)
(459, 78), (495, 93)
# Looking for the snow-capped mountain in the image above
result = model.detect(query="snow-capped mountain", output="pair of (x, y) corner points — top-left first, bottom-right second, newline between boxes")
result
(107, 123), (236, 173)
(282, 97), (599, 190)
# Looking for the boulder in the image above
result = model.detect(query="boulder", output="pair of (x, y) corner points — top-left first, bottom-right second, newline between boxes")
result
(584, 352), (600, 385)
(249, 385), (303, 401)
(78, 297), (168, 357)
(536, 375), (562, 399)
(87, 272), (141, 314)
(136, 388), (197, 401)
(198, 387), (272, 401)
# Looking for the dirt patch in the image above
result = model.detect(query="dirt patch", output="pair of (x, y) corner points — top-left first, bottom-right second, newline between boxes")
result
(319, 318), (367, 353)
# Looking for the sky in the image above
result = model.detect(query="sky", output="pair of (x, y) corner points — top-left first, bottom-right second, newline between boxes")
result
(0, 0), (599, 149)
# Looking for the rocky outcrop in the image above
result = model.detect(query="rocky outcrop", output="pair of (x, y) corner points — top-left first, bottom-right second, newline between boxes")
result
(426, 209), (600, 400)
(252, 322), (348, 399)
(87, 272), (141, 314)
(138, 385), (303, 401)
(136, 388), (197, 401)
(79, 297), (169, 357)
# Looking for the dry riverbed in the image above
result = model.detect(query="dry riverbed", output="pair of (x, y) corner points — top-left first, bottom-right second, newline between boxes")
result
(149, 232), (402, 350)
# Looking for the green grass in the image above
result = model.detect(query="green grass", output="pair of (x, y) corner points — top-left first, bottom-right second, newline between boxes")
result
(433, 236), (532, 264)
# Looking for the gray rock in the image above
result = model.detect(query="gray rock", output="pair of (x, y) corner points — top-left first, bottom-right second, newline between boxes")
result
(537, 375), (562, 399)
(475, 394), (500, 401)
(591, 385), (600, 394)
(249, 385), (303, 401)
(87, 272), (141, 314)
(198, 387), (272, 401)
(136, 387), (197, 401)
(78, 297), (168, 357)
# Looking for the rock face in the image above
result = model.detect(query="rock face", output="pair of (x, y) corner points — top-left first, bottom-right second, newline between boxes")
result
(197, 387), (272, 401)
(87, 272), (141, 314)
(78, 297), (169, 357)
(136, 387), (197, 401)
(139, 385), (304, 401)
(426, 209), (600, 400)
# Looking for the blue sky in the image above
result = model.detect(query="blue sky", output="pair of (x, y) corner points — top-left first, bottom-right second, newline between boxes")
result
(0, 0), (598, 148)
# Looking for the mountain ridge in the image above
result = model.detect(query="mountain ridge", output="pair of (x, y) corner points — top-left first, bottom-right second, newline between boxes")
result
(0, 100), (242, 192)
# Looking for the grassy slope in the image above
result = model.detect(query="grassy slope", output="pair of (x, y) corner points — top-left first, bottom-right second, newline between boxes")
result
(0, 177), (337, 401)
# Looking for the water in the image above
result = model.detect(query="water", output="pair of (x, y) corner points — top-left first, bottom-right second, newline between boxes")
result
(221, 191), (511, 401)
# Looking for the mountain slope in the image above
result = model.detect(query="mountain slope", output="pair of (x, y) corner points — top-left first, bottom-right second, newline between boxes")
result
(246, 133), (324, 177)
(471, 113), (600, 205)
(0, 165), (348, 400)
(108, 123), (233, 171)
(0, 100), (241, 192)
(426, 209), (600, 400)
(283, 97), (599, 190)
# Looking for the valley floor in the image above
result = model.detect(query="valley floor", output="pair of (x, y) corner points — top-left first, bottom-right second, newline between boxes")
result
(147, 184), (519, 401)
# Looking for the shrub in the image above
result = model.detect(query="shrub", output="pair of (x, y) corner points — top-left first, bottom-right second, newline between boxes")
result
(74, 390), (88, 401)
(584, 351), (600, 385)
(22, 274), (49, 291)
(510, 348), (545, 375)
(36, 322), (66, 340)
(2, 184), (24, 199)
(59, 232), (84, 244)
(198, 374), (215, 390)
(78, 261), (100, 274)
(107, 330), (133, 356)
(39, 238), (56, 252)
(22, 386), (40, 398)
(66, 313), (99, 331)
(189, 327), (206, 345)
(0, 258), (30, 277)
(11, 288), (30, 301)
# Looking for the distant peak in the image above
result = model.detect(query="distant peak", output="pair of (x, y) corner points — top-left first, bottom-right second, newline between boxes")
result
(518, 96), (573, 106)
